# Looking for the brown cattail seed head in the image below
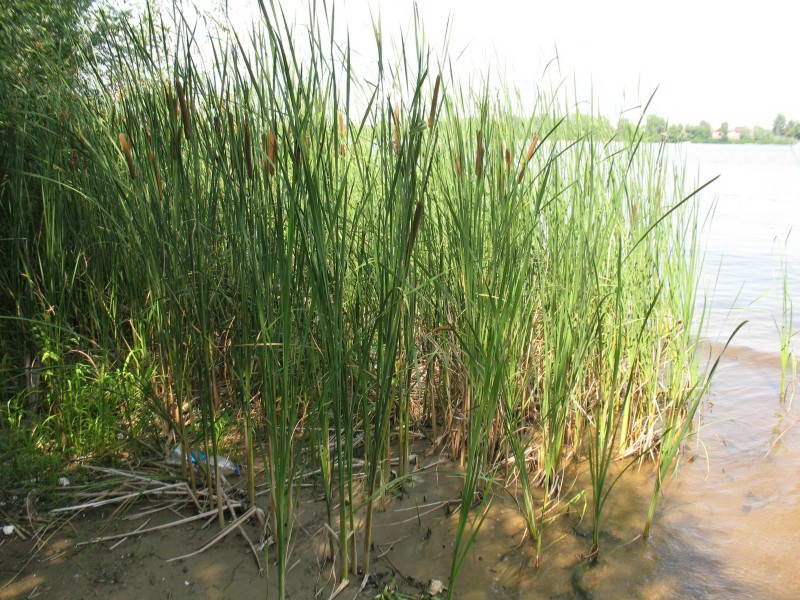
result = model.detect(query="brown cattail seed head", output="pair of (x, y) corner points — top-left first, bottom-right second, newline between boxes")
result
(266, 131), (276, 176)
(338, 112), (346, 137)
(428, 74), (441, 129)
(171, 125), (182, 159)
(118, 133), (131, 152)
(391, 102), (401, 155)
(406, 200), (425, 261)
(475, 130), (484, 177)
(526, 135), (540, 161)
(504, 148), (512, 169)
(118, 133), (136, 179)
(517, 135), (541, 183)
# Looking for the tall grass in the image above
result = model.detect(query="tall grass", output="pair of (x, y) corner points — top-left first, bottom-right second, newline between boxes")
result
(1, 1), (717, 596)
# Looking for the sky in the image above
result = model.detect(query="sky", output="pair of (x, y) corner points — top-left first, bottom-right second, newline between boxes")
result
(181, 0), (799, 129)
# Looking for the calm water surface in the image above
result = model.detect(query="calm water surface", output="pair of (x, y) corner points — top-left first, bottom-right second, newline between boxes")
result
(655, 143), (800, 599)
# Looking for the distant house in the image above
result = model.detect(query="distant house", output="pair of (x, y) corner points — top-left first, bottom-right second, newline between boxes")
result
(712, 127), (746, 141)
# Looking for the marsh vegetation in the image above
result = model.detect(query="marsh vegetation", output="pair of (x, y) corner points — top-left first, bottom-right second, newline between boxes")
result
(0, 2), (733, 598)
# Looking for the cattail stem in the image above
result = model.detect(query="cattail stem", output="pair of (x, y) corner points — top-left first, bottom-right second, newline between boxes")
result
(244, 122), (254, 179)
(406, 200), (425, 262)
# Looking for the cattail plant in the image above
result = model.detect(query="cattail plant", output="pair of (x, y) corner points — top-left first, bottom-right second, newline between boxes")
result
(428, 74), (441, 128)
(118, 133), (136, 178)
(175, 79), (191, 139)
(2, 2), (720, 598)
(517, 134), (540, 183)
(474, 130), (484, 177)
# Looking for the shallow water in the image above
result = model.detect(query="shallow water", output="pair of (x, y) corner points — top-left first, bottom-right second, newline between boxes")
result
(651, 143), (800, 598)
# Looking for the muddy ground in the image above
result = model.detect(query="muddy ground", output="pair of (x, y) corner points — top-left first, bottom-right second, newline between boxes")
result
(0, 455), (667, 600)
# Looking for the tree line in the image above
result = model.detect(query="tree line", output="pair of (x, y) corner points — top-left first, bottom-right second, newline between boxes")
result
(617, 114), (800, 144)
(500, 113), (800, 145)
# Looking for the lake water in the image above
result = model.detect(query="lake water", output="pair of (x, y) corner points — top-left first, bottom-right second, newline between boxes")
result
(693, 143), (800, 354)
(651, 143), (800, 598)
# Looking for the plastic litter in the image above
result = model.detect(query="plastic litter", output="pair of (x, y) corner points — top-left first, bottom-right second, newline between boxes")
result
(2, 525), (14, 536)
(166, 445), (240, 475)
(58, 476), (70, 487)
(428, 579), (445, 596)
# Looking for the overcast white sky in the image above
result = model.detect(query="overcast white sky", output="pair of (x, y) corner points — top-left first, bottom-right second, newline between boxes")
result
(185, 0), (799, 128)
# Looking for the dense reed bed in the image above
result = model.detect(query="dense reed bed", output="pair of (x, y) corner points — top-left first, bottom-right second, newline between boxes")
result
(1, 2), (717, 597)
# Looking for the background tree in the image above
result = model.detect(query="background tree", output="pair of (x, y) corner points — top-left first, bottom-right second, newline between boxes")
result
(738, 127), (752, 141)
(785, 120), (800, 139)
(753, 126), (773, 142)
(645, 114), (668, 140)
(615, 117), (636, 140)
(686, 121), (712, 142)
(773, 113), (787, 136)
(667, 123), (687, 142)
